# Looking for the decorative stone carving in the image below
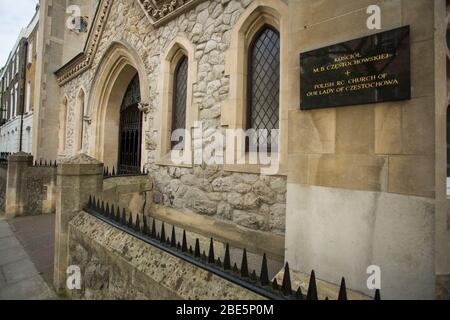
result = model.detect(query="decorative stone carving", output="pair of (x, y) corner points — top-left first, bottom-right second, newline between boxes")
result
(83, 115), (92, 125)
(138, 101), (151, 121)
(138, 0), (206, 26)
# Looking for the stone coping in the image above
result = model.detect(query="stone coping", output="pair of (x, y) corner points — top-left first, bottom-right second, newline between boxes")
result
(150, 204), (285, 262)
(274, 269), (371, 300)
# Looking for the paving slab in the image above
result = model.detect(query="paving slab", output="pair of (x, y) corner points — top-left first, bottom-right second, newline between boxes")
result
(0, 246), (28, 266)
(0, 236), (21, 251)
(0, 222), (13, 239)
(3, 258), (40, 285)
(0, 275), (55, 300)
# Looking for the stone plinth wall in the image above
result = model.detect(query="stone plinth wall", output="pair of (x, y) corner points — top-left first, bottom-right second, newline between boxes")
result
(68, 211), (265, 300)
(0, 167), (6, 213)
(102, 175), (153, 216)
(5, 153), (58, 218)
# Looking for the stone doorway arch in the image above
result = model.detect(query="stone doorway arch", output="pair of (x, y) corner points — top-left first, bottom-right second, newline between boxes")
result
(88, 41), (150, 171)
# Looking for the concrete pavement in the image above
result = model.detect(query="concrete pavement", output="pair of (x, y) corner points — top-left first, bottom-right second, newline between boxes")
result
(0, 216), (56, 300)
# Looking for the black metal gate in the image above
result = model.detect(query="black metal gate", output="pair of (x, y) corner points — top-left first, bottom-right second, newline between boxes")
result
(118, 75), (142, 175)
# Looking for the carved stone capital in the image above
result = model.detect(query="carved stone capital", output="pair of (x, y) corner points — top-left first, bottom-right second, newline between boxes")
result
(83, 115), (92, 125)
(138, 102), (151, 114)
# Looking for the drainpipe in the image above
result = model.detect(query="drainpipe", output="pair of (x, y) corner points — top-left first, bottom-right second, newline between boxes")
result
(19, 39), (28, 152)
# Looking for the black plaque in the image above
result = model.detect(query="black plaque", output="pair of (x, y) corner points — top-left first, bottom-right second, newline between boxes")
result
(300, 26), (410, 110)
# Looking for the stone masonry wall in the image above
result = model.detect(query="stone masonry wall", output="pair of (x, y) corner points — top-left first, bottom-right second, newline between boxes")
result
(0, 167), (6, 213)
(61, 0), (287, 236)
(22, 166), (57, 215)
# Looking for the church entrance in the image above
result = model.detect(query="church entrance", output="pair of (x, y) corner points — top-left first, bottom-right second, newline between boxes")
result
(118, 74), (142, 174)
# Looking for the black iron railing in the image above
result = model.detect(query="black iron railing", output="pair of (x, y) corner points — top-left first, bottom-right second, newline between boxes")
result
(85, 196), (381, 301)
(103, 166), (148, 179)
(33, 159), (58, 167)
(0, 152), (11, 168)
(0, 152), (11, 160)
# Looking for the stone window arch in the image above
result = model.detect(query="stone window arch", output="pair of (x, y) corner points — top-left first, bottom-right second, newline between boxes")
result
(157, 36), (198, 166)
(222, 0), (288, 175)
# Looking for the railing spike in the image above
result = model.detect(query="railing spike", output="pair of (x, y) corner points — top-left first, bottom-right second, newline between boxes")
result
(39, 159), (42, 166)
(194, 239), (201, 258)
(281, 262), (293, 296)
(202, 251), (207, 261)
(208, 238), (215, 264)
(232, 263), (239, 274)
(177, 242), (181, 250)
(160, 223), (166, 243)
(143, 215), (148, 235)
(216, 257), (222, 268)
(338, 277), (347, 301)
(167, 237), (170, 245)
(306, 270), (318, 300)
(224, 243), (231, 271)
(96, 198), (100, 211)
(189, 246), (193, 255)
(135, 214), (140, 232)
(110, 204), (115, 219)
(374, 289), (381, 301)
(44, 160), (48, 166)
(105, 203), (110, 218)
(272, 278), (279, 291)
(116, 206), (121, 222)
(181, 230), (188, 252)
(112, 167), (116, 176)
(241, 249), (249, 278)
(250, 270), (257, 282)
(121, 208), (127, 225)
(170, 226), (176, 247)
(260, 253), (269, 286)
(151, 219), (157, 239)
(295, 286), (304, 300)
(128, 213), (133, 228)
(157, 232), (160, 241)
(101, 201), (105, 215)
(88, 195), (92, 208)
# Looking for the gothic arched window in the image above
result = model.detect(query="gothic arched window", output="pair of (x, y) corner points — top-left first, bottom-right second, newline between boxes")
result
(171, 56), (188, 149)
(247, 26), (280, 152)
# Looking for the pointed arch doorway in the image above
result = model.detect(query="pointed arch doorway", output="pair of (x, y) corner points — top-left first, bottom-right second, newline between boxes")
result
(118, 74), (142, 174)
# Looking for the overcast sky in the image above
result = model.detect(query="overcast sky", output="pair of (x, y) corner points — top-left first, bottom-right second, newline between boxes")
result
(0, 0), (38, 67)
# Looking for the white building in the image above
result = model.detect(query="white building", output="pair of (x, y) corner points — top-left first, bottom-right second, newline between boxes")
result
(0, 7), (39, 155)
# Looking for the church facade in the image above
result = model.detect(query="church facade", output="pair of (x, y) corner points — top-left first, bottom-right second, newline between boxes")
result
(32, 0), (450, 299)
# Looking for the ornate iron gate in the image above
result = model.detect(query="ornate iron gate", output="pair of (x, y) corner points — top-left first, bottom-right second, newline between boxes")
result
(118, 75), (142, 175)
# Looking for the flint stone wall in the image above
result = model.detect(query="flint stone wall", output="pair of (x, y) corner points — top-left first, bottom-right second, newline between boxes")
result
(68, 211), (265, 300)
(22, 166), (57, 215)
(61, 0), (287, 236)
(0, 167), (6, 213)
